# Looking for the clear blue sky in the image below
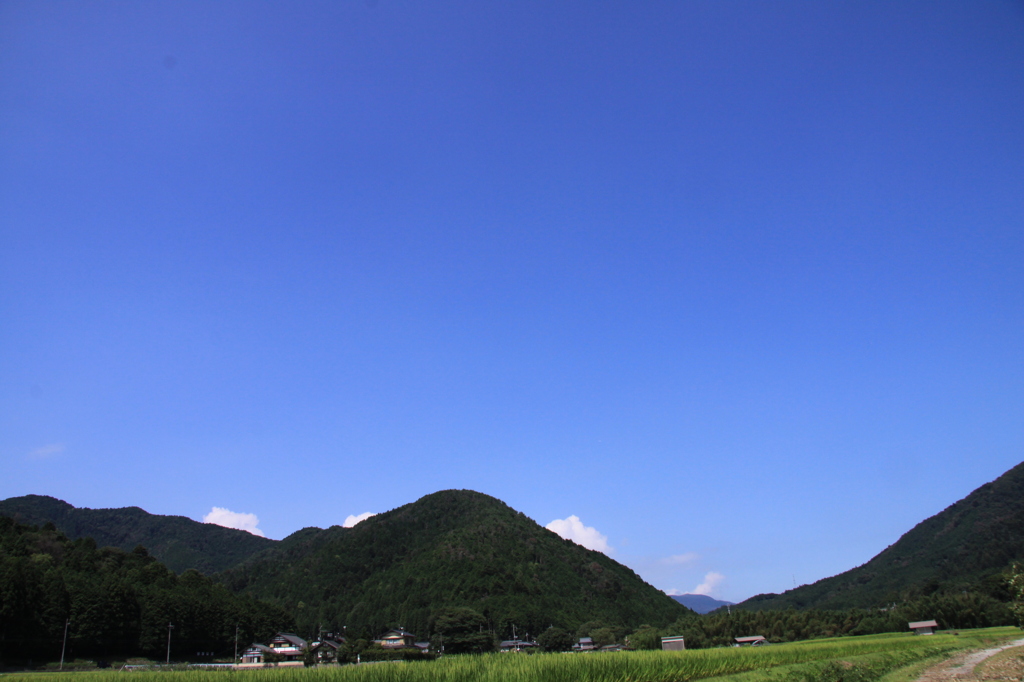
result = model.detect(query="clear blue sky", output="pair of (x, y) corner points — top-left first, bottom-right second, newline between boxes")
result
(2, 1), (1022, 603)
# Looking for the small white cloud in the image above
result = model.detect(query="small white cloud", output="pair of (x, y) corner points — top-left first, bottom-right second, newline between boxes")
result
(203, 507), (266, 537)
(660, 552), (699, 566)
(343, 512), (376, 528)
(666, 588), (685, 596)
(546, 515), (612, 554)
(29, 443), (65, 459)
(693, 571), (725, 596)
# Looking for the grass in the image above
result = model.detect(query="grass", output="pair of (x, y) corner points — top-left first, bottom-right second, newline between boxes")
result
(3, 628), (1020, 682)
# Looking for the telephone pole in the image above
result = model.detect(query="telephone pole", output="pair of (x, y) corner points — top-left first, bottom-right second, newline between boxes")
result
(234, 624), (239, 664)
(166, 623), (174, 665)
(60, 618), (71, 670)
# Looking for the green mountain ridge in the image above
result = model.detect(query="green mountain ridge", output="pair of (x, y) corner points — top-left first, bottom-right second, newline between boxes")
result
(218, 489), (691, 638)
(736, 460), (1024, 611)
(0, 494), (274, 574)
(0, 490), (692, 638)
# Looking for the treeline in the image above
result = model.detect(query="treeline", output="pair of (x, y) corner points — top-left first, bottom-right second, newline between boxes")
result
(0, 517), (291, 665)
(622, 591), (1016, 649)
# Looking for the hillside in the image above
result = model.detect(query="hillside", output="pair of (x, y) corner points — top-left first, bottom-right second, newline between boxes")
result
(219, 489), (691, 637)
(0, 515), (290, 662)
(737, 460), (1024, 611)
(0, 494), (274, 574)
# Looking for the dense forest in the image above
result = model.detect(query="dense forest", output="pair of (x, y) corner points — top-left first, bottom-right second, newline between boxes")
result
(0, 517), (290, 665)
(219, 490), (691, 638)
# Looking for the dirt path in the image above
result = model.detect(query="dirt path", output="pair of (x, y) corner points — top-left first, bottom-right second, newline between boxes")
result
(914, 638), (1024, 681)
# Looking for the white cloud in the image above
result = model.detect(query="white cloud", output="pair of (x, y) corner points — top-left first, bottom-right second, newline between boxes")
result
(29, 443), (65, 459)
(343, 512), (376, 528)
(693, 571), (725, 596)
(203, 507), (266, 537)
(660, 552), (699, 566)
(666, 588), (686, 596)
(546, 515), (612, 554)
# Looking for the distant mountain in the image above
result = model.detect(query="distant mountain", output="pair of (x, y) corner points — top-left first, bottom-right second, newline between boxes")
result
(220, 489), (693, 637)
(0, 494), (274, 574)
(736, 461), (1024, 611)
(671, 594), (734, 614)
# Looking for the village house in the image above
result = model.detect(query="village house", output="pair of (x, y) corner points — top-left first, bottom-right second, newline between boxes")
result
(573, 636), (596, 651)
(377, 628), (417, 648)
(375, 628), (429, 651)
(499, 638), (539, 652)
(239, 633), (308, 666)
(308, 637), (344, 664)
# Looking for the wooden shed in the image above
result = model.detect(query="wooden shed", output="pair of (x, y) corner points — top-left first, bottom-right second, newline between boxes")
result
(734, 636), (767, 646)
(908, 620), (938, 635)
(661, 635), (686, 651)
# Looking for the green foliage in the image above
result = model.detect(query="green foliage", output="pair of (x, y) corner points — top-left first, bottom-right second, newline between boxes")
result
(430, 607), (494, 654)
(626, 625), (661, 650)
(0, 515), (291, 664)
(1009, 563), (1024, 628)
(536, 627), (574, 652)
(218, 490), (691, 638)
(590, 626), (625, 648)
(0, 495), (274, 574)
(736, 462), (1024, 612)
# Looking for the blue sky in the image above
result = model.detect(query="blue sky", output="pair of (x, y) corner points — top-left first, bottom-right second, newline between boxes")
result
(2, 1), (1022, 603)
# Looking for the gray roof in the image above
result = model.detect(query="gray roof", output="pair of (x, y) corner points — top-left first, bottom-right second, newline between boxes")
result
(245, 644), (273, 653)
(382, 629), (416, 638)
(273, 633), (308, 647)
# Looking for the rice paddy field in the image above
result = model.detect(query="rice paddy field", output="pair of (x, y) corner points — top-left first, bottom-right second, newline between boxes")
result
(3, 628), (1020, 682)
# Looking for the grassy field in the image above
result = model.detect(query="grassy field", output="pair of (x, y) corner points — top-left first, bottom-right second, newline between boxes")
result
(3, 628), (1020, 682)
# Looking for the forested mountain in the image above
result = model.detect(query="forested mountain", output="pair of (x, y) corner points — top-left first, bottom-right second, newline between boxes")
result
(737, 460), (1024, 611)
(0, 516), (291, 664)
(0, 495), (274, 574)
(219, 489), (691, 638)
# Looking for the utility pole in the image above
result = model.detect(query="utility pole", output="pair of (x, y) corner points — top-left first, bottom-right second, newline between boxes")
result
(166, 623), (174, 665)
(234, 624), (239, 664)
(60, 618), (71, 670)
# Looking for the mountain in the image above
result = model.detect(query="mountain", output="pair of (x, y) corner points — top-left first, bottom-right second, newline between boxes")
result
(736, 460), (1024, 611)
(671, 594), (734, 614)
(219, 489), (692, 637)
(0, 494), (274, 574)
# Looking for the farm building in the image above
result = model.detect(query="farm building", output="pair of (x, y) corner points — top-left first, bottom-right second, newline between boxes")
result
(734, 636), (767, 646)
(908, 620), (939, 635)
(661, 635), (686, 651)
